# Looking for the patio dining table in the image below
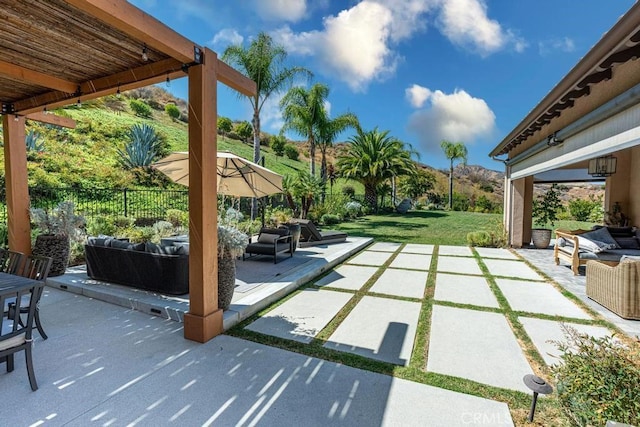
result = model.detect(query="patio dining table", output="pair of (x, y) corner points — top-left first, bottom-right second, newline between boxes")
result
(0, 272), (41, 293)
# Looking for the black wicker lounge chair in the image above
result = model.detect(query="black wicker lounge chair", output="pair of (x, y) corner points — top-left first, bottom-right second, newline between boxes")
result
(292, 219), (348, 247)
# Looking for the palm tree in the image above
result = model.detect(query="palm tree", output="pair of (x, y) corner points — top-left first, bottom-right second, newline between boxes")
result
(440, 140), (468, 210)
(291, 171), (324, 219)
(280, 83), (329, 176)
(222, 33), (311, 217)
(337, 128), (416, 212)
(316, 110), (359, 184)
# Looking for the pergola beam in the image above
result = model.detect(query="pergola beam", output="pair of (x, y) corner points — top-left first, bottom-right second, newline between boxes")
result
(0, 60), (78, 93)
(216, 59), (256, 97)
(64, 0), (196, 64)
(25, 112), (76, 129)
(14, 59), (186, 114)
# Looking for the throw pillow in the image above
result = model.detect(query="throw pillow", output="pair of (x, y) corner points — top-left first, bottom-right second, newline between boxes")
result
(614, 236), (640, 250)
(144, 242), (163, 254)
(576, 236), (616, 254)
(258, 233), (280, 244)
(87, 236), (110, 247)
(109, 239), (134, 250)
(129, 242), (146, 251)
(581, 227), (620, 249)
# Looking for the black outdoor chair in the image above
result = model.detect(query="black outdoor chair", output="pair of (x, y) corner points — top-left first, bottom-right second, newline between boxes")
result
(0, 249), (24, 274)
(9, 255), (53, 340)
(243, 227), (293, 264)
(0, 280), (44, 391)
(291, 219), (348, 247)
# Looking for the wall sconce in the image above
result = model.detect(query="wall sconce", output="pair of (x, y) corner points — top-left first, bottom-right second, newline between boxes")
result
(546, 132), (563, 147)
(588, 155), (617, 177)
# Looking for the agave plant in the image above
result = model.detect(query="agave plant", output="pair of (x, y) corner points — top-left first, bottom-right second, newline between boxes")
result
(117, 123), (160, 169)
(25, 130), (46, 152)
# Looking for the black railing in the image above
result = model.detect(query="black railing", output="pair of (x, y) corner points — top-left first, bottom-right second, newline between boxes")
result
(0, 187), (189, 222)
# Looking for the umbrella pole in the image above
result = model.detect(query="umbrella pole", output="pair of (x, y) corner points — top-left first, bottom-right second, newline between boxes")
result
(260, 197), (266, 227)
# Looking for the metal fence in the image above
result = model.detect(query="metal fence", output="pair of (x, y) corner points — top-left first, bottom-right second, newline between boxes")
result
(0, 187), (190, 223)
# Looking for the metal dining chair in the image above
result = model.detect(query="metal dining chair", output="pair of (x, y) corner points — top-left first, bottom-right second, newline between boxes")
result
(0, 280), (45, 391)
(0, 249), (24, 274)
(10, 255), (53, 340)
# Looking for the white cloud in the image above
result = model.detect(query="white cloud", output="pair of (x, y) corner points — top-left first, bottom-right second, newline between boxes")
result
(253, 0), (308, 22)
(211, 29), (244, 47)
(538, 37), (575, 56)
(405, 84), (433, 108)
(436, 0), (525, 56)
(259, 93), (286, 133)
(407, 88), (496, 154)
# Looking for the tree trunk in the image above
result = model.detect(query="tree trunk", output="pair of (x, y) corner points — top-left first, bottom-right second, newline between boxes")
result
(364, 183), (377, 213)
(448, 160), (454, 210)
(251, 111), (261, 220)
(309, 135), (316, 176)
(320, 149), (327, 183)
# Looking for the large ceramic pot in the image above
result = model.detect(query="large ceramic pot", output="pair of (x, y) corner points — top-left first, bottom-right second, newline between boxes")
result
(217, 253), (236, 310)
(285, 223), (301, 253)
(33, 234), (69, 276)
(531, 228), (552, 249)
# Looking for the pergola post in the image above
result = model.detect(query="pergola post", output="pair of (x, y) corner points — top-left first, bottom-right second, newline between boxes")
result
(183, 48), (222, 342)
(2, 114), (32, 254)
(510, 176), (533, 248)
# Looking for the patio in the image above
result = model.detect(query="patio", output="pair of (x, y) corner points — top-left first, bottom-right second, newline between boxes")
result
(2, 241), (637, 425)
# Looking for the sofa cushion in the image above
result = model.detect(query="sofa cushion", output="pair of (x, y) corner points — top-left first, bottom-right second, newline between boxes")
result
(129, 242), (146, 251)
(581, 227), (620, 249)
(258, 233), (280, 244)
(144, 242), (186, 255)
(614, 236), (640, 250)
(109, 239), (133, 250)
(87, 236), (110, 247)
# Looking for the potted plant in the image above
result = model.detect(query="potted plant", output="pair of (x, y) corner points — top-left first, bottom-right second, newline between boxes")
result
(217, 224), (248, 310)
(30, 201), (85, 276)
(531, 183), (562, 249)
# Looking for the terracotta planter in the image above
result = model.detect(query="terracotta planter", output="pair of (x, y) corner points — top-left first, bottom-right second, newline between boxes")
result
(531, 228), (552, 249)
(33, 234), (70, 276)
(217, 254), (236, 310)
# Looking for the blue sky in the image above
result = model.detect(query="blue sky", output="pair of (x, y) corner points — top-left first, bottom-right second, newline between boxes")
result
(130, 0), (635, 170)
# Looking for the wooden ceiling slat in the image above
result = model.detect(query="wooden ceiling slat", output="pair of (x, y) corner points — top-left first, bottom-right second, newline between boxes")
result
(216, 59), (257, 97)
(25, 112), (76, 129)
(64, 0), (196, 64)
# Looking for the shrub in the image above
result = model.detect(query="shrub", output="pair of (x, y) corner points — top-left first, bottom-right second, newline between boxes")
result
(466, 231), (493, 247)
(0, 223), (8, 247)
(125, 226), (155, 243)
(129, 99), (152, 118)
(452, 192), (469, 211)
(466, 219), (507, 247)
(234, 121), (253, 143)
(165, 209), (188, 228)
(86, 216), (117, 237)
(152, 220), (175, 238)
(217, 116), (232, 138)
(344, 201), (362, 219)
(164, 103), (180, 120)
(271, 134), (287, 156)
(342, 185), (356, 198)
(552, 326), (640, 427)
(568, 195), (603, 222)
(321, 213), (341, 225)
(284, 144), (299, 160)
(474, 195), (495, 213)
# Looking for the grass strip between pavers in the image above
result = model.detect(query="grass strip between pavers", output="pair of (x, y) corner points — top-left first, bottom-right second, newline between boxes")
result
(228, 244), (610, 426)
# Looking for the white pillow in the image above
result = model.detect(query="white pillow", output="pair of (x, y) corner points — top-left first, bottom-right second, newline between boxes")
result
(258, 233), (280, 244)
(576, 236), (616, 253)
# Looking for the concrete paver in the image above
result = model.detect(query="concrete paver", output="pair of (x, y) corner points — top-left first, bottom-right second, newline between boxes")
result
(245, 289), (354, 343)
(388, 253), (431, 270)
(315, 264), (379, 291)
(495, 278), (592, 319)
(519, 316), (612, 366)
(369, 268), (429, 299)
(437, 256), (483, 275)
(439, 246), (473, 256)
(474, 247), (519, 260)
(348, 250), (394, 266)
(402, 244), (434, 254)
(368, 242), (402, 252)
(324, 296), (422, 366)
(434, 273), (499, 308)
(483, 259), (545, 281)
(427, 305), (533, 393)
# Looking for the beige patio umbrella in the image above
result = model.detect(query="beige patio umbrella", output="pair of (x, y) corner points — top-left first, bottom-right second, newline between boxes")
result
(151, 151), (283, 198)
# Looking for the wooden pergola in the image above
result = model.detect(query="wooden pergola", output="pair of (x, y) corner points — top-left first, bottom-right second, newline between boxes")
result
(0, 0), (256, 342)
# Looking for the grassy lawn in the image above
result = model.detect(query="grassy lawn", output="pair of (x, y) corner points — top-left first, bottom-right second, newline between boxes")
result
(331, 211), (599, 245)
(333, 210), (503, 245)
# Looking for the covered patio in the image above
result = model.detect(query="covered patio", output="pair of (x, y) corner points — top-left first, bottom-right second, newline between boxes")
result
(491, 2), (640, 248)
(0, 0), (256, 342)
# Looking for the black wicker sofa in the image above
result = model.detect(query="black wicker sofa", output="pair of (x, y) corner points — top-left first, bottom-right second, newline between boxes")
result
(84, 237), (189, 295)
